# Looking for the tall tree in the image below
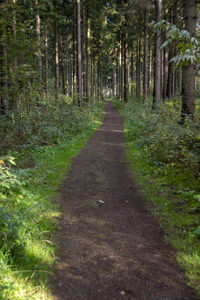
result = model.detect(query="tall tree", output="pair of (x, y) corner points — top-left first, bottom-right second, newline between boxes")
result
(166, 3), (177, 99)
(0, 0), (8, 114)
(181, 0), (197, 120)
(77, 0), (82, 104)
(35, 0), (42, 84)
(44, 24), (49, 95)
(119, 36), (123, 101)
(136, 34), (141, 99)
(153, 0), (162, 107)
(55, 19), (59, 99)
(143, 7), (149, 101)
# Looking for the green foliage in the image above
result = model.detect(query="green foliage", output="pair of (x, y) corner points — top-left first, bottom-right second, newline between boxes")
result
(123, 99), (200, 177)
(151, 20), (200, 67)
(112, 98), (200, 295)
(0, 97), (104, 154)
(0, 100), (104, 299)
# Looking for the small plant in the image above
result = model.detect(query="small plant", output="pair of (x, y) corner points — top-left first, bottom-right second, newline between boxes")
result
(0, 99), (104, 299)
(112, 97), (200, 296)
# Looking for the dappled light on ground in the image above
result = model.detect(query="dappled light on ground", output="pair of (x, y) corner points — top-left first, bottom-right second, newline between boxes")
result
(51, 102), (197, 300)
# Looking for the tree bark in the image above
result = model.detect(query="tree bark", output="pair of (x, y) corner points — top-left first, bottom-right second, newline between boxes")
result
(55, 20), (59, 99)
(136, 35), (141, 99)
(73, 17), (77, 97)
(181, 0), (196, 120)
(97, 58), (101, 100)
(44, 25), (49, 95)
(0, 38), (8, 114)
(0, 0), (8, 115)
(153, 0), (162, 107)
(60, 34), (66, 95)
(92, 58), (96, 100)
(82, 2), (86, 99)
(119, 38), (123, 101)
(143, 8), (148, 101)
(69, 53), (73, 97)
(166, 42), (175, 98)
(86, 16), (91, 101)
(11, 0), (18, 110)
(35, 0), (42, 84)
(124, 28), (129, 102)
(130, 50), (135, 96)
(65, 35), (69, 96)
(113, 63), (116, 97)
(147, 47), (152, 95)
(77, 0), (82, 105)
(166, 4), (177, 99)
(163, 45), (168, 99)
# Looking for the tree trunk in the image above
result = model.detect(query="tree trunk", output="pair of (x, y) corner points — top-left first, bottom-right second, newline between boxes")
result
(163, 45), (168, 99)
(60, 34), (66, 95)
(82, 2), (86, 99)
(0, 38), (8, 114)
(181, 0), (196, 120)
(44, 25), (49, 95)
(119, 39), (123, 101)
(11, 0), (18, 110)
(65, 35), (69, 96)
(130, 50), (135, 96)
(69, 53), (73, 97)
(166, 5), (176, 99)
(97, 58), (101, 100)
(93, 59), (96, 100)
(55, 20), (59, 99)
(77, 0), (82, 105)
(113, 63), (116, 97)
(86, 16), (91, 101)
(147, 47), (152, 95)
(143, 8), (148, 101)
(73, 19), (77, 97)
(153, 0), (162, 107)
(0, 0), (8, 115)
(124, 25), (129, 102)
(35, 0), (42, 84)
(176, 67), (181, 95)
(166, 43), (175, 98)
(136, 36), (141, 99)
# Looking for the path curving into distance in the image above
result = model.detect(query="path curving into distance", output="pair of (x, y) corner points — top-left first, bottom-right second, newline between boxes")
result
(51, 101), (198, 300)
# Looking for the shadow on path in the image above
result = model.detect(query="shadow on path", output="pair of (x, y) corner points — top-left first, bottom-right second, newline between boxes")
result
(51, 101), (198, 300)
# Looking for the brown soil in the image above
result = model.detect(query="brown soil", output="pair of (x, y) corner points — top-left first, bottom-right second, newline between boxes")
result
(51, 101), (198, 300)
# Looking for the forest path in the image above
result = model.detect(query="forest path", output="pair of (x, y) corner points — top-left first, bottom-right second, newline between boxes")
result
(51, 101), (197, 300)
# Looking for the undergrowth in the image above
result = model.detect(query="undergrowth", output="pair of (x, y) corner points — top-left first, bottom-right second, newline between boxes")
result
(112, 97), (200, 296)
(0, 99), (105, 299)
(0, 95), (100, 154)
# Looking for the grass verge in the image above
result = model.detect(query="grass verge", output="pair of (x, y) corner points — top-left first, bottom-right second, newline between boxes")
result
(112, 98), (200, 297)
(0, 101), (105, 299)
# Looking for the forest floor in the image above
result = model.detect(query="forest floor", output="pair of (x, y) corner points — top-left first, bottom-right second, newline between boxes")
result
(50, 101), (198, 300)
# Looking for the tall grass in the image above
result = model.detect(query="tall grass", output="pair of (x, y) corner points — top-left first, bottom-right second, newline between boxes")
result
(113, 97), (200, 296)
(0, 100), (105, 299)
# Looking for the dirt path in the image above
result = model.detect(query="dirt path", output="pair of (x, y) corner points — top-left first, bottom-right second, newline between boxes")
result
(51, 101), (198, 300)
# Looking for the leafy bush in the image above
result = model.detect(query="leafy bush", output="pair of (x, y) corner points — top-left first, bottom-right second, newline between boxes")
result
(0, 97), (105, 154)
(123, 99), (200, 179)
(0, 99), (104, 299)
(113, 97), (200, 295)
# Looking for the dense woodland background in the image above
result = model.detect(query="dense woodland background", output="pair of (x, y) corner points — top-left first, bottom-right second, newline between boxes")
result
(0, 0), (200, 299)
(0, 0), (199, 127)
